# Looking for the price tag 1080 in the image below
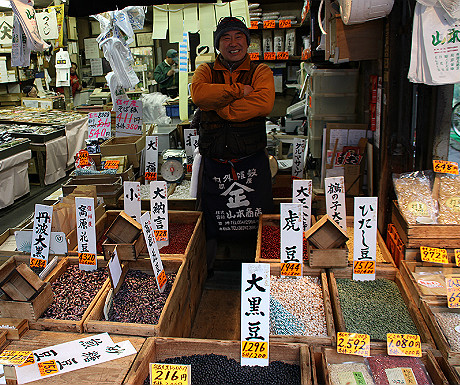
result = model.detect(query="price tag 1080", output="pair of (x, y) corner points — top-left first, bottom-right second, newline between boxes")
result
(420, 246), (449, 264)
(150, 363), (190, 385)
(387, 333), (422, 357)
(446, 277), (460, 308)
(281, 262), (301, 277)
(337, 332), (370, 357)
(433, 160), (459, 175)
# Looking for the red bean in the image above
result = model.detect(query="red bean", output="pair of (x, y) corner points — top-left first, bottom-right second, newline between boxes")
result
(159, 223), (195, 254)
(261, 225), (309, 262)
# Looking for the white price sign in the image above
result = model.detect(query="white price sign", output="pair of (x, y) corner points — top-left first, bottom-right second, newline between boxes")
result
(280, 203), (303, 277)
(325, 176), (347, 231)
(115, 99), (143, 135)
(123, 182), (141, 224)
(150, 181), (169, 248)
(88, 111), (111, 140)
(291, 138), (308, 179)
(75, 197), (97, 271)
(292, 179), (312, 233)
(30, 204), (53, 269)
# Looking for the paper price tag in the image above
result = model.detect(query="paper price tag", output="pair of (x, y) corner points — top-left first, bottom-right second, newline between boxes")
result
(157, 269), (167, 290)
(0, 351), (32, 366)
(264, 52), (276, 60)
(250, 20), (258, 29)
(30, 257), (46, 269)
(263, 20), (275, 28)
(249, 52), (259, 61)
(241, 341), (268, 359)
(280, 262), (302, 277)
(456, 249), (460, 266)
(337, 332), (370, 357)
(150, 363), (190, 385)
(276, 51), (289, 60)
(102, 160), (120, 170)
(187, 164), (193, 173)
(154, 230), (168, 242)
(78, 252), (96, 266)
(38, 360), (59, 377)
(353, 260), (376, 275)
(446, 277), (460, 308)
(145, 172), (157, 181)
(279, 19), (291, 28)
(433, 160), (459, 175)
(78, 150), (89, 166)
(420, 246), (449, 264)
(387, 334), (422, 357)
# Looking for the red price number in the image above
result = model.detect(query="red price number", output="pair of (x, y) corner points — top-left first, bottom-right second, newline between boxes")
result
(88, 127), (108, 139)
(249, 52), (260, 61)
(433, 160), (459, 175)
(154, 229), (168, 241)
(145, 172), (157, 181)
(78, 150), (89, 166)
(79, 252), (96, 266)
(157, 270), (167, 290)
(102, 160), (120, 170)
(30, 258), (46, 269)
(353, 260), (376, 275)
(276, 51), (289, 60)
(281, 262), (301, 276)
(250, 20), (258, 29)
(279, 19), (291, 28)
(264, 52), (276, 60)
(263, 20), (276, 29)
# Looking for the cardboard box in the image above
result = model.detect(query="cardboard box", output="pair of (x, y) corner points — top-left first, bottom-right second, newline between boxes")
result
(100, 135), (146, 168)
(344, 163), (363, 196)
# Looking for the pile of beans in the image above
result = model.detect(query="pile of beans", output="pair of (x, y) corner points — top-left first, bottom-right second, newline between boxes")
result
(42, 265), (108, 321)
(366, 356), (433, 384)
(336, 278), (418, 340)
(270, 275), (327, 337)
(261, 225), (308, 262)
(143, 354), (301, 385)
(169, 180), (192, 199)
(159, 223), (195, 254)
(434, 312), (460, 350)
(329, 363), (375, 385)
(108, 270), (175, 324)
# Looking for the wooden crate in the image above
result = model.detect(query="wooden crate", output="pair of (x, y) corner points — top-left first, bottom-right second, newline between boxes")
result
(269, 264), (335, 346)
(2, 330), (145, 385)
(84, 259), (194, 338)
(0, 263), (45, 302)
(0, 318), (28, 340)
(328, 266), (435, 348)
(27, 257), (110, 333)
(400, 260), (459, 307)
(272, 173), (293, 211)
(318, 345), (449, 385)
(123, 337), (311, 385)
(392, 200), (460, 248)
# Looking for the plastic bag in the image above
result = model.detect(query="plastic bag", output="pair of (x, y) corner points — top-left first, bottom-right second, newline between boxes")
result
(433, 173), (460, 224)
(393, 171), (438, 224)
(140, 92), (171, 124)
(328, 362), (376, 385)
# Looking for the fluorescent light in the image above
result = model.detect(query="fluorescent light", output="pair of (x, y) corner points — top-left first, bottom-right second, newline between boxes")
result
(0, 0), (11, 8)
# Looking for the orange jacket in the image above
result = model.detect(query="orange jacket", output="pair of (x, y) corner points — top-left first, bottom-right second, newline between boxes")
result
(191, 54), (275, 122)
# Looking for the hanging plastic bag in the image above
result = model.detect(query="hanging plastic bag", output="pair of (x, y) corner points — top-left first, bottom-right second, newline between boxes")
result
(140, 92), (171, 124)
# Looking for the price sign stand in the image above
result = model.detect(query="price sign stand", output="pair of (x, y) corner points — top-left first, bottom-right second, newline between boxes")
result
(280, 203), (303, 278)
(387, 333), (422, 357)
(420, 246), (449, 264)
(150, 363), (190, 385)
(337, 332), (370, 357)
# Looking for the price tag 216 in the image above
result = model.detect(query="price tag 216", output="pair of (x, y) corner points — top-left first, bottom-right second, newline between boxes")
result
(446, 277), (460, 308)
(150, 363), (190, 385)
(420, 246), (449, 264)
(337, 332), (370, 357)
(387, 333), (422, 357)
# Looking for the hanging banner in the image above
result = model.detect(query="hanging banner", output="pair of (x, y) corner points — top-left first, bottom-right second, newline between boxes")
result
(292, 179), (312, 234)
(325, 176), (347, 231)
(36, 9), (58, 41)
(179, 33), (189, 122)
(145, 136), (159, 181)
(0, 15), (13, 45)
(46, 4), (64, 50)
(75, 197), (97, 271)
(152, 5), (168, 40)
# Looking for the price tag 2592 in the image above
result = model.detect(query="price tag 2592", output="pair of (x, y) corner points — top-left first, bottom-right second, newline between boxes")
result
(387, 333), (422, 357)
(150, 363), (190, 385)
(420, 246), (449, 264)
(337, 332), (370, 357)
(433, 160), (459, 175)
(446, 277), (460, 308)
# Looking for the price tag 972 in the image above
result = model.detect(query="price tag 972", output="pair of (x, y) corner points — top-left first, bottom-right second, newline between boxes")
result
(154, 230), (168, 242)
(264, 52), (276, 60)
(337, 332), (370, 357)
(433, 160), (459, 175)
(279, 19), (291, 28)
(241, 341), (268, 359)
(150, 363), (190, 385)
(387, 333), (422, 357)
(353, 260), (376, 275)
(263, 20), (276, 29)
(281, 262), (301, 277)
(0, 350), (32, 366)
(446, 277), (460, 308)
(420, 246), (449, 264)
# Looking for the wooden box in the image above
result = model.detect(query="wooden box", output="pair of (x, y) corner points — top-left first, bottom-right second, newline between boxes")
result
(269, 264), (335, 346)
(28, 257), (110, 333)
(84, 258), (194, 338)
(3, 330), (145, 385)
(392, 200), (460, 249)
(328, 266), (434, 348)
(105, 211), (142, 244)
(0, 318), (28, 340)
(100, 134), (146, 168)
(0, 263), (45, 302)
(400, 260), (459, 307)
(307, 242), (348, 268)
(123, 337), (311, 385)
(305, 215), (348, 249)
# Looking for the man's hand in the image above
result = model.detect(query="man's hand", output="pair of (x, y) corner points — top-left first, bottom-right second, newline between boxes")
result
(167, 64), (177, 77)
(243, 85), (253, 96)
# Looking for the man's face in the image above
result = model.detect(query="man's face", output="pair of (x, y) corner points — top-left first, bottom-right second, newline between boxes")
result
(219, 30), (248, 63)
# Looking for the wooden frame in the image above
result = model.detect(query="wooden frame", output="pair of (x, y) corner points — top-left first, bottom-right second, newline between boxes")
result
(123, 337), (311, 385)
(0, 318), (28, 340)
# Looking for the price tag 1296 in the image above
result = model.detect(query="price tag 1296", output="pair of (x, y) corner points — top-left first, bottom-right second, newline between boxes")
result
(241, 341), (268, 359)
(337, 332), (370, 357)
(420, 246), (449, 264)
(446, 277), (460, 308)
(387, 333), (422, 357)
(263, 20), (275, 28)
(150, 363), (190, 385)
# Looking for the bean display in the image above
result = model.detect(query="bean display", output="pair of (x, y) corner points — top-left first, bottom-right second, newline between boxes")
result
(108, 270), (176, 324)
(336, 278), (418, 340)
(143, 354), (301, 385)
(329, 362), (375, 385)
(158, 223), (195, 254)
(42, 265), (108, 321)
(261, 225), (308, 261)
(434, 312), (460, 350)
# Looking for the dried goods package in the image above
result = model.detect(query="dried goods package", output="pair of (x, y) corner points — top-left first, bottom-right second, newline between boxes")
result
(434, 174), (460, 224)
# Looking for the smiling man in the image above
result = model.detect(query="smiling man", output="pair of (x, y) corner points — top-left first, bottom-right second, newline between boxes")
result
(191, 17), (275, 277)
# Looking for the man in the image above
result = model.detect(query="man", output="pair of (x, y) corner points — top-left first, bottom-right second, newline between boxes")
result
(191, 17), (275, 276)
(70, 62), (83, 97)
(154, 49), (179, 98)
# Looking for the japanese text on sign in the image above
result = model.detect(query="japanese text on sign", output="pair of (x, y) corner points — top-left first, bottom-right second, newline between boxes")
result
(387, 333), (422, 357)
(241, 263), (270, 366)
(145, 136), (159, 182)
(30, 204), (53, 268)
(292, 179), (312, 233)
(420, 246), (449, 264)
(280, 203), (303, 277)
(88, 111), (111, 140)
(291, 138), (307, 179)
(184, 129), (197, 171)
(263, 52), (276, 60)
(150, 363), (190, 385)
(433, 160), (459, 175)
(75, 197), (97, 271)
(115, 99), (143, 135)
(150, 181), (169, 245)
(337, 332), (370, 357)
(124, 181), (141, 224)
(325, 177), (347, 231)
(446, 277), (460, 308)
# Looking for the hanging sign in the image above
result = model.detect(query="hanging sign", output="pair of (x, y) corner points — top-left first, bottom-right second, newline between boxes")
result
(88, 111), (111, 140)
(446, 277), (460, 308)
(115, 99), (143, 136)
(353, 197), (378, 281)
(30, 204), (53, 269)
(291, 138), (307, 179)
(184, 129), (197, 174)
(150, 181), (169, 247)
(420, 246), (449, 264)
(150, 363), (190, 385)
(280, 203), (303, 277)
(433, 160), (459, 175)
(337, 332), (370, 357)
(36, 9), (59, 40)
(292, 179), (312, 234)
(387, 333), (422, 357)
(140, 212), (167, 292)
(123, 181), (141, 224)
(325, 176), (347, 231)
(241, 263), (270, 366)
(145, 136), (159, 181)
(75, 197), (97, 271)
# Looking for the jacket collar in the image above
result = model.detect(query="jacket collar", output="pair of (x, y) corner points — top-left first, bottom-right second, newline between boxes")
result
(214, 54), (251, 71)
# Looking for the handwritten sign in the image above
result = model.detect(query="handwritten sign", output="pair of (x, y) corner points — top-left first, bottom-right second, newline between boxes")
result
(115, 99), (143, 135)
(387, 333), (422, 357)
(108, 247), (122, 291)
(292, 180), (312, 234)
(88, 111), (111, 140)
(420, 246), (449, 264)
(145, 136), (158, 182)
(184, 129), (197, 172)
(102, 160), (120, 170)
(30, 204), (53, 269)
(292, 138), (307, 179)
(337, 332), (370, 357)
(263, 20), (276, 28)
(446, 277), (460, 308)
(280, 262), (301, 276)
(124, 181), (141, 224)
(276, 51), (289, 60)
(76, 197), (97, 271)
(250, 20), (258, 29)
(353, 260), (376, 276)
(433, 160), (459, 175)
(280, 203), (303, 277)
(264, 52), (276, 60)
(150, 181), (169, 247)
(279, 19), (291, 28)
(249, 52), (260, 61)
(78, 150), (89, 167)
(0, 351), (32, 366)
(325, 177), (347, 231)
(150, 363), (190, 385)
